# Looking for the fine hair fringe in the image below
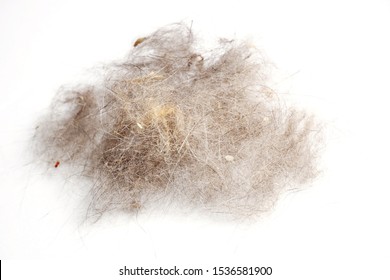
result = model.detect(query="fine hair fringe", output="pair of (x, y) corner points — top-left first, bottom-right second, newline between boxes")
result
(34, 23), (321, 220)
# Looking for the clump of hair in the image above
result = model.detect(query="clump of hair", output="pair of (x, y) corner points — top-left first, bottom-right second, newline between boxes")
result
(34, 23), (321, 219)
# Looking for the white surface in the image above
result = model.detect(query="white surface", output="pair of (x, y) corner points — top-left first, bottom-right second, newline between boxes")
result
(1, 0), (390, 279)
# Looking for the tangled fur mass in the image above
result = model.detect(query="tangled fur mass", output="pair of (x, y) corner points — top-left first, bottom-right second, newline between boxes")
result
(34, 24), (321, 219)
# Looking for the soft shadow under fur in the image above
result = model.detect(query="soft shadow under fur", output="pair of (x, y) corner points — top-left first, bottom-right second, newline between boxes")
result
(34, 23), (321, 219)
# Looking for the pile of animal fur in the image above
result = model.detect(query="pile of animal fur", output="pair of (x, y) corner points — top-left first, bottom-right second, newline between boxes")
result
(34, 23), (321, 219)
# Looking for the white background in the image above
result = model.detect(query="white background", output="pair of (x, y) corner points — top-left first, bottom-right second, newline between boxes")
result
(1, 0), (390, 279)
